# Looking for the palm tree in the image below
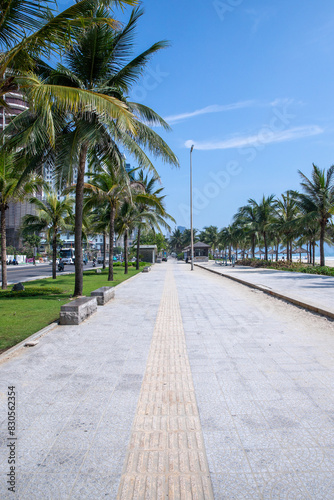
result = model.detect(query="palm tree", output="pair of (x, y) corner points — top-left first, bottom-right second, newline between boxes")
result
(0, 151), (44, 288)
(132, 169), (175, 269)
(199, 226), (220, 256)
(233, 204), (258, 258)
(273, 191), (300, 262)
(293, 164), (334, 266)
(84, 156), (130, 281)
(90, 203), (110, 269)
(169, 228), (184, 254)
(21, 192), (73, 279)
(38, 6), (178, 296)
(249, 195), (276, 261)
(0, 0), (137, 79)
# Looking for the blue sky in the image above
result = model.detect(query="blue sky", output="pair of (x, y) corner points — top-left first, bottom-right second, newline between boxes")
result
(60, 0), (334, 232)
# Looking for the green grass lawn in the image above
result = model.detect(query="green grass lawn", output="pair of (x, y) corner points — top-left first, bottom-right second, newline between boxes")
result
(0, 267), (141, 353)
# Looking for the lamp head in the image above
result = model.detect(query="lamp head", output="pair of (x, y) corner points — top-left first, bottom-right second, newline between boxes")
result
(190, 145), (194, 153)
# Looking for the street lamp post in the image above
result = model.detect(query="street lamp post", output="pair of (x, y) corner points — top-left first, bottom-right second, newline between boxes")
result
(190, 145), (194, 271)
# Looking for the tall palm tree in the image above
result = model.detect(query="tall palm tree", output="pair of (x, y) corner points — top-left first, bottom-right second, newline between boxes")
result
(293, 164), (334, 266)
(199, 225), (220, 256)
(249, 195), (276, 260)
(273, 191), (300, 262)
(41, 6), (177, 296)
(84, 156), (130, 281)
(90, 203), (110, 269)
(0, 151), (44, 288)
(132, 169), (174, 269)
(233, 204), (258, 258)
(0, 0), (137, 79)
(21, 192), (73, 279)
(169, 228), (184, 254)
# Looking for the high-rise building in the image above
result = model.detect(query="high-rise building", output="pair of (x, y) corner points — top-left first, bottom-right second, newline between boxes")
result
(1, 91), (38, 248)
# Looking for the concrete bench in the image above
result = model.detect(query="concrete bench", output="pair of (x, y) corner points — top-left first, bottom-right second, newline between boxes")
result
(90, 286), (115, 306)
(142, 266), (151, 273)
(59, 297), (97, 325)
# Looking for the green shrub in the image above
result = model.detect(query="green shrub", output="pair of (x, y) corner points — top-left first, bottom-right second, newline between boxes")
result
(177, 253), (184, 261)
(1, 286), (63, 298)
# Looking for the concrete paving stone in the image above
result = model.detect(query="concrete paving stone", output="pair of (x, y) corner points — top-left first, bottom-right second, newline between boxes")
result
(254, 471), (312, 499)
(273, 427), (321, 449)
(210, 473), (261, 500)
(299, 472), (334, 500)
(70, 473), (121, 499)
(245, 447), (297, 473)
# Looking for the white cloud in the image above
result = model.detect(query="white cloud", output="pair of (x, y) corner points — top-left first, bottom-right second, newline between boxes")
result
(185, 125), (323, 151)
(164, 100), (255, 125)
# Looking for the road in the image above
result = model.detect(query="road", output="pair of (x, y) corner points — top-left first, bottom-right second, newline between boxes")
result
(0, 262), (98, 285)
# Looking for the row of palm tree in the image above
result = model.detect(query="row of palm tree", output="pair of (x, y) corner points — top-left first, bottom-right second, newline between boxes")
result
(21, 167), (174, 281)
(0, 1), (179, 290)
(170, 165), (334, 267)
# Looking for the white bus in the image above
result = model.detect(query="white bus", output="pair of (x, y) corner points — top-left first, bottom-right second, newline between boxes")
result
(59, 248), (75, 264)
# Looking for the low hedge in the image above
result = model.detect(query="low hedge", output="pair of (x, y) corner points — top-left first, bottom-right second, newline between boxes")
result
(1, 286), (64, 298)
(236, 258), (334, 276)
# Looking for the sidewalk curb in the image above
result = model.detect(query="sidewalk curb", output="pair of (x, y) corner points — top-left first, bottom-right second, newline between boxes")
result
(195, 264), (334, 321)
(0, 322), (59, 365)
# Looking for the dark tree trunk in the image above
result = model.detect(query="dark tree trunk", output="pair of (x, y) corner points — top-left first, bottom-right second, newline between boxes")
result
(228, 245), (232, 261)
(263, 232), (268, 260)
(313, 241), (316, 265)
(52, 231), (57, 279)
(108, 206), (115, 281)
(136, 227), (141, 270)
(276, 238), (279, 262)
(251, 235), (255, 258)
(102, 231), (106, 269)
(1, 205), (8, 289)
(320, 222), (326, 267)
(124, 230), (128, 274)
(74, 143), (88, 297)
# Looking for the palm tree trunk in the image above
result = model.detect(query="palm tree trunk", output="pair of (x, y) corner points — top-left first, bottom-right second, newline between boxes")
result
(136, 227), (141, 270)
(124, 229), (128, 274)
(263, 232), (268, 260)
(102, 232), (106, 270)
(1, 205), (7, 289)
(108, 206), (115, 281)
(74, 143), (88, 297)
(251, 235), (255, 258)
(320, 222), (326, 267)
(52, 231), (57, 280)
(276, 238), (279, 262)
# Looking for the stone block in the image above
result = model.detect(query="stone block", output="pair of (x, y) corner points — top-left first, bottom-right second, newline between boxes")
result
(12, 282), (24, 291)
(90, 287), (115, 306)
(59, 297), (97, 325)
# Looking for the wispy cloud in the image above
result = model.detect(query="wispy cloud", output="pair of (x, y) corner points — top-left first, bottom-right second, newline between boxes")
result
(164, 100), (256, 125)
(185, 125), (323, 151)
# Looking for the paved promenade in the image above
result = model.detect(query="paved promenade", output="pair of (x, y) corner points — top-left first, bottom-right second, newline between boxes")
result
(1, 260), (334, 499)
(197, 261), (334, 319)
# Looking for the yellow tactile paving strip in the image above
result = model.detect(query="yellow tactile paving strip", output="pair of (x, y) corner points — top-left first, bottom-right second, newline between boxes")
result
(117, 269), (214, 499)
